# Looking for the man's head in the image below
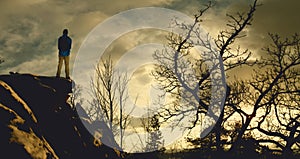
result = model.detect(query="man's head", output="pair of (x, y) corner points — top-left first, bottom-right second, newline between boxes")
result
(63, 29), (68, 35)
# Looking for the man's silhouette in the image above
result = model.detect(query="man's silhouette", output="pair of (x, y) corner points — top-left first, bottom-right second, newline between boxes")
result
(56, 29), (72, 79)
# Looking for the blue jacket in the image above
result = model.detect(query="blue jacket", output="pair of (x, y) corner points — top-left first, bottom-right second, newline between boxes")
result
(58, 34), (72, 56)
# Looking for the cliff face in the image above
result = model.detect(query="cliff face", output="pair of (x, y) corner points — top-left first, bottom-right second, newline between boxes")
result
(0, 74), (121, 159)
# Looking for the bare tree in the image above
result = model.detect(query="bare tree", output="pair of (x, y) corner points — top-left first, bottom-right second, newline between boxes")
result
(69, 84), (83, 110)
(152, 0), (259, 152)
(89, 56), (134, 149)
(243, 33), (300, 157)
(91, 57), (116, 128)
(145, 114), (164, 152)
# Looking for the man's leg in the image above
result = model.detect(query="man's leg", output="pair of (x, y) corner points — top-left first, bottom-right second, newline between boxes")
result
(56, 56), (63, 77)
(64, 56), (70, 79)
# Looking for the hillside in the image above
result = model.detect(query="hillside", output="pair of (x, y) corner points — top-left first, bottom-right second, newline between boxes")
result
(0, 73), (122, 159)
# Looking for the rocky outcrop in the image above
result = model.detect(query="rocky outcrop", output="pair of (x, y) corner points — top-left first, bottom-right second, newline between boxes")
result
(0, 74), (121, 159)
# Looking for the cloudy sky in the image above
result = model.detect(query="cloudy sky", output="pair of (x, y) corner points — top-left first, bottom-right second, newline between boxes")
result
(0, 0), (299, 76)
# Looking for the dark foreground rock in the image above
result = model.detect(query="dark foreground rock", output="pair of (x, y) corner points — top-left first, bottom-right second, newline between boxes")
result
(0, 73), (121, 159)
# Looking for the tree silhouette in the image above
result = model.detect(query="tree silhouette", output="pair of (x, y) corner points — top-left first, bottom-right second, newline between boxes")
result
(69, 84), (83, 110)
(145, 114), (164, 152)
(89, 57), (134, 149)
(245, 33), (300, 157)
(152, 0), (259, 153)
(152, 0), (300, 158)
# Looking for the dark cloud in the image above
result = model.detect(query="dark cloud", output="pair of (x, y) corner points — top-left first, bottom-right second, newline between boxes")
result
(251, 0), (300, 39)
(230, 0), (300, 57)
(0, 16), (56, 71)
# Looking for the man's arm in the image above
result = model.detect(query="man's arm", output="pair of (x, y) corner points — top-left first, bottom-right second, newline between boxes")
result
(69, 37), (72, 50)
(58, 37), (61, 50)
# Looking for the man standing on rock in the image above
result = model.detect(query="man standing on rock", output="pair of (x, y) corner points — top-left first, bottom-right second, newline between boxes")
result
(56, 28), (72, 79)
